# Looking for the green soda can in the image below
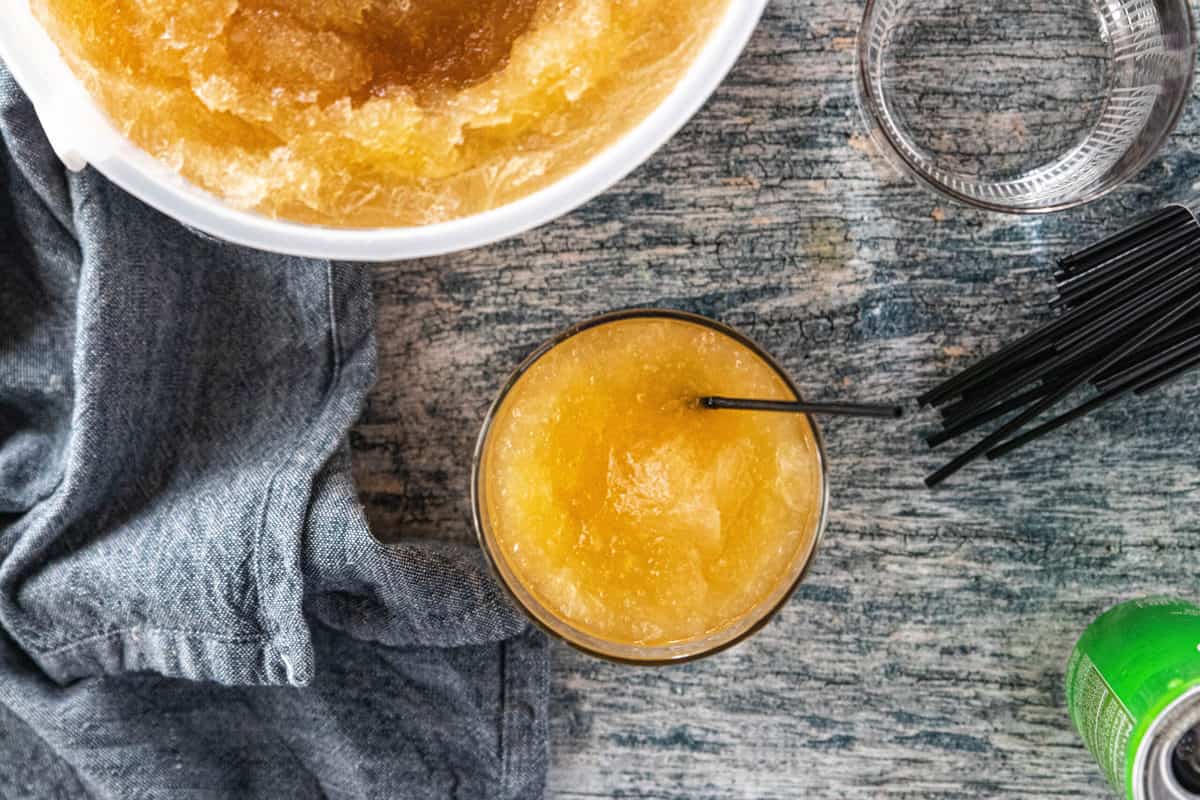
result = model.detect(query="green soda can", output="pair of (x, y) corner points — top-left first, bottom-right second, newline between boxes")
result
(1066, 597), (1200, 799)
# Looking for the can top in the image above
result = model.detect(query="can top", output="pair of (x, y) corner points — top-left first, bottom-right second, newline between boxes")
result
(1139, 686), (1200, 800)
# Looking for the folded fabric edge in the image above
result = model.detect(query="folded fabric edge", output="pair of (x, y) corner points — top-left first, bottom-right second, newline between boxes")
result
(500, 626), (550, 800)
(34, 625), (298, 686)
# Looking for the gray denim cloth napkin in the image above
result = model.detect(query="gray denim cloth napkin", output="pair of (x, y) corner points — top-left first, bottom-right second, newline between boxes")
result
(0, 66), (547, 799)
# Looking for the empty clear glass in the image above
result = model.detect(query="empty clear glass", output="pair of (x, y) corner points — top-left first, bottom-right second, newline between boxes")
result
(856, 0), (1196, 213)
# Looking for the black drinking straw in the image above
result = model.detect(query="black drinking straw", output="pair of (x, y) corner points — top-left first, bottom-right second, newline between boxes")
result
(925, 383), (1050, 448)
(1057, 205), (1185, 267)
(945, 264), (1200, 422)
(984, 385), (1130, 461)
(1054, 263), (1200, 352)
(987, 345), (1200, 460)
(1056, 224), (1199, 301)
(1054, 236), (1200, 311)
(918, 313), (1080, 408)
(930, 361), (1091, 446)
(1094, 331), (1200, 392)
(700, 396), (903, 419)
(918, 243), (1195, 409)
(1135, 352), (1200, 395)
(1093, 315), (1200, 385)
(1080, 249), (1200, 313)
(925, 287), (1200, 487)
(1057, 205), (1191, 273)
(1061, 237), (1200, 315)
(922, 203), (1200, 485)
(939, 346), (1081, 424)
(941, 346), (1058, 420)
(943, 338), (1100, 424)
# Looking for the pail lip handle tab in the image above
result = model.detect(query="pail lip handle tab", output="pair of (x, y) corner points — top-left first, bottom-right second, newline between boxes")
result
(0, 3), (100, 170)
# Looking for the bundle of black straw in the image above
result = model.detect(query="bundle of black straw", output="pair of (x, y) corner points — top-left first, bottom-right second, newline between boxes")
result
(920, 203), (1200, 488)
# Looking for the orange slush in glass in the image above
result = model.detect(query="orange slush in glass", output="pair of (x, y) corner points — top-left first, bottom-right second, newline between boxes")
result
(473, 310), (828, 663)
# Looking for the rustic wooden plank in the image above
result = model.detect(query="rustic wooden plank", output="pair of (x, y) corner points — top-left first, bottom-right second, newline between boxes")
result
(355, 0), (1200, 796)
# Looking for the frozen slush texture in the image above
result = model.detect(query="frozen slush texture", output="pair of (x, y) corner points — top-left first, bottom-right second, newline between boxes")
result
(34, 0), (728, 226)
(481, 317), (824, 649)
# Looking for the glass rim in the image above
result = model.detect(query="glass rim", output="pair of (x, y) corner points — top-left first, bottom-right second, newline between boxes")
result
(470, 308), (831, 666)
(853, 0), (1198, 215)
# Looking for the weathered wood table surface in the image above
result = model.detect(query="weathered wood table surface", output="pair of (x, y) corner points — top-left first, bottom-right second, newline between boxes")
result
(353, 2), (1200, 797)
